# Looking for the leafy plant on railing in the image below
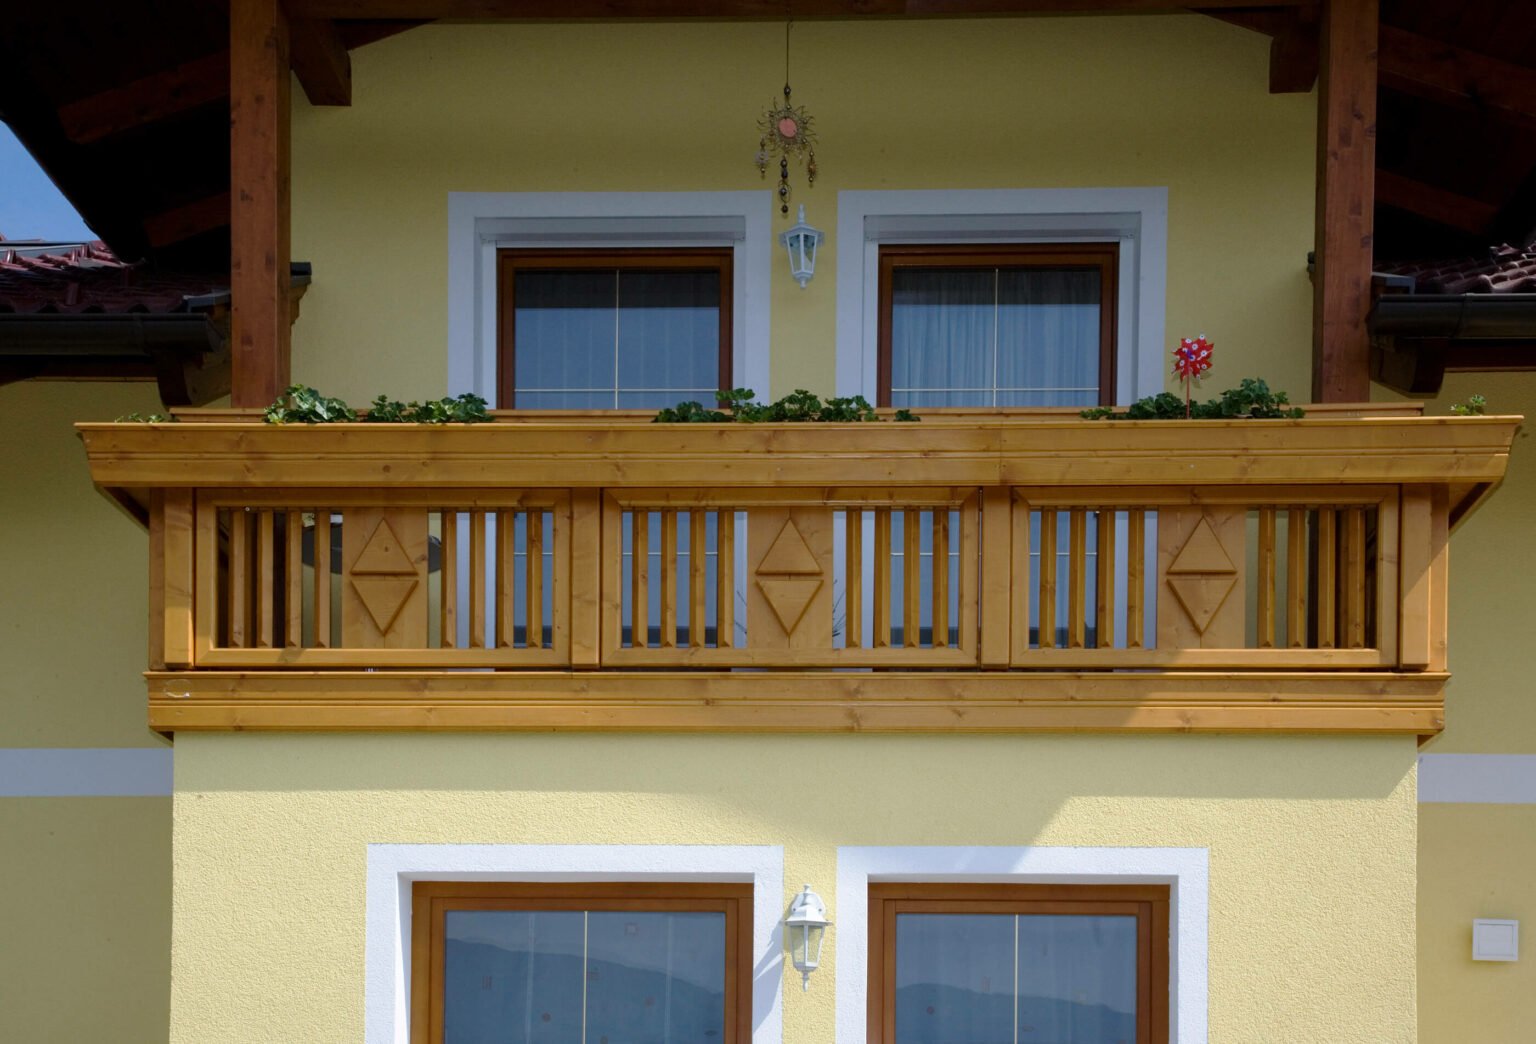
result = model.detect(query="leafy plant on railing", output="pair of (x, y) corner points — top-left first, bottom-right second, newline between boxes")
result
(1080, 379), (1304, 420)
(655, 388), (918, 423)
(115, 412), (177, 423)
(1450, 394), (1487, 416)
(261, 386), (490, 424)
(363, 393), (491, 424)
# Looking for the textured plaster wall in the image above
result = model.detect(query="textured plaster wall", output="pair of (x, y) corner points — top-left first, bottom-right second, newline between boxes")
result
(170, 732), (1417, 1042)
(0, 382), (172, 1041)
(288, 15), (1316, 403)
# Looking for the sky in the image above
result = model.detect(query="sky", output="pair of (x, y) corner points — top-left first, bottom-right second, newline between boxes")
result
(0, 121), (95, 242)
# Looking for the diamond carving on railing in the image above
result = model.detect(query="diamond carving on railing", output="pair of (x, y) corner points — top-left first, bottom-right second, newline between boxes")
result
(1165, 516), (1237, 635)
(349, 519), (419, 634)
(755, 518), (823, 635)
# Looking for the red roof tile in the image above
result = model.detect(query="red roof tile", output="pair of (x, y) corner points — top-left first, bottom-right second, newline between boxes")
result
(0, 237), (229, 314)
(1376, 244), (1536, 295)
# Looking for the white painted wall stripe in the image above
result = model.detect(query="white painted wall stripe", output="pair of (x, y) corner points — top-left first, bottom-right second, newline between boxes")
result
(1419, 754), (1536, 804)
(0, 747), (172, 797)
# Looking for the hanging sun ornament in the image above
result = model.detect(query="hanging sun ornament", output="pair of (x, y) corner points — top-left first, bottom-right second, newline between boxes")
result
(756, 21), (818, 216)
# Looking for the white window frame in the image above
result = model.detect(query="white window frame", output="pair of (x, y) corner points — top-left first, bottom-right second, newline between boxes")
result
(834, 188), (1169, 404)
(835, 844), (1208, 1044)
(447, 191), (774, 406)
(365, 843), (785, 1044)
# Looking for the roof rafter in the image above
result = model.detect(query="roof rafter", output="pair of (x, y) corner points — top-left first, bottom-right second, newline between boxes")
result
(1379, 24), (1536, 130)
(1376, 170), (1497, 235)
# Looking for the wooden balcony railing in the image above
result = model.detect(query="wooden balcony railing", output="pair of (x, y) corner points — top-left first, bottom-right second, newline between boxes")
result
(78, 405), (1518, 735)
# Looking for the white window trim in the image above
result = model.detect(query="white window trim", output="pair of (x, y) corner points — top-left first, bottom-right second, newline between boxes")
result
(366, 843), (784, 1044)
(834, 188), (1169, 404)
(447, 191), (774, 406)
(835, 844), (1208, 1044)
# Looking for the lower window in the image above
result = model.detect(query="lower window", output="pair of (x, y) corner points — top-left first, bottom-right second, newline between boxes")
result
(412, 882), (752, 1044)
(868, 883), (1169, 1044)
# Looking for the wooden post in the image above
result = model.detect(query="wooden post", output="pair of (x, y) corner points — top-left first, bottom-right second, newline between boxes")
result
(230, 0), (292, 407)
(1312, 0), (1378, 403)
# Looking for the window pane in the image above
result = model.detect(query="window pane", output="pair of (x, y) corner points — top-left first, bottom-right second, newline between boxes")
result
(890, 268), (995, 406)
(444, 910), (585, 1044)
(586, 911), (727, 1044)
(996, 268), (1102, 408)
(616, 270), (721, 406)
(513, 271), (615, 408)
(1016, 915), (1138, 1043)
(895, 913), (1015, 1044)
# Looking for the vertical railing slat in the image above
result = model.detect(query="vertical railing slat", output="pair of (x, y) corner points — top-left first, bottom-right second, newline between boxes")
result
(933, 509), (950, 648)
(1257, 507), (1277, 649)
(844, 509), (862, 649)
(313, 511), (331, 648)
(1317, 509), (1337, 648)
(716, 509), (735, 649)
(631, 510), (650, 648)
(284, 510), (303, 648)
(903, 509), (921, 647)
(1067, 509), (1087, 648)
(527, 509), (544, 649)
(229, 510), (248, 648)
(439, 511), (457, 649)
(689, 510), (706, 648)
(1126, 508), (1144, 649)
(1038, 509), (1057, 649)
(255, 509), (274, 648)
(495, 510), (515, 648)
(873, 508), (892, 648)
(1286, 508), (1307, 648)
(1095, 509), (1115, 649)
(468, 511), (486, 648)
(660, 510), (678, 648)
(1344, 506), (1366, 648)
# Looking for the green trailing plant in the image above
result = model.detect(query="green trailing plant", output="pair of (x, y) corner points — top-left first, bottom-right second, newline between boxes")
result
(655, 388), (918, 423)
(115, 412), (177, 423)
(363, 392), (490, 424)
(264, 385), (357, 424)
(1450, 394), (1487, 416)
(1080, 378), (1304, 420)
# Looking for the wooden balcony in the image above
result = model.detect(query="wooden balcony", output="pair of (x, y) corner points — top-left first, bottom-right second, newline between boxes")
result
(78, 405), (1518, 736)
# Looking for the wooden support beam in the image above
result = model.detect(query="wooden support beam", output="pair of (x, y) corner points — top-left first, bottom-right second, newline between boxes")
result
(1269, 5), (1319, 93)
(290, 18), (352, 106)
(57, 51), (228, 145)
(230, 0), (293, 408)
(1375, 170), (1497, 235)
(291, 0), (1308, 16)
(1379, 23), (1536, 131)
(1312, 0), (1377, 403)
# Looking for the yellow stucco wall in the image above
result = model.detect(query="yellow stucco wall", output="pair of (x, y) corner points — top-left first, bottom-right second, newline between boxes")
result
(170, 732), (1417, 1042)
(288, 15), (1317, 402)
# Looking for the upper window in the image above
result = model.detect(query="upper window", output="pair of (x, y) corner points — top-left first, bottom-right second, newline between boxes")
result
(497, 248), (733, 410)
(877, 244), (1118, 409)
(411, 881), (753, 1044)
(868, 883), (1169, 1044)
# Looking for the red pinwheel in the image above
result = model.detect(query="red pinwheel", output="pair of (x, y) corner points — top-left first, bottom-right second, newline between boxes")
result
(1171, 336), (1213, 418)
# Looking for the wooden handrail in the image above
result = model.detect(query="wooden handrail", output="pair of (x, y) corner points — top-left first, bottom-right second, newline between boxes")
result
(80, 411), (1519, 735)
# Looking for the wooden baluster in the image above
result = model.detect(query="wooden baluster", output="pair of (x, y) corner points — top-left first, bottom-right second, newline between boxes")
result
(1067, 509), (1087, 648)
(1286, 508), (1307, 648)
(1126, 509), (1144, 649)
(903, 509), (922, 647)
(632, 510), (650, 648)
(229, 509), (249, 648)
(439, 511), (457, 649)
(1038, 509), (1057, 649)
(933, 509), (950, 648)
(716, 510), (735, 649)
(313, 511), (331, 648)
(1257, 508), (1277, 648)
(468, 511), (486, 648)
(284, 510), (303, 648)
(255, 509), (275, 648)
(1317, 508), (1337, 648)
(495, 510), (515, 648)
(1095, 510), (1115, 649)
(873, 508), (892, 648)
(660, 510), (678, 648)
(1344, 506), (1366, 648)
(527, 510), (544, 649)
(689, 511), (706, 647)
(844, 510), (862, 649)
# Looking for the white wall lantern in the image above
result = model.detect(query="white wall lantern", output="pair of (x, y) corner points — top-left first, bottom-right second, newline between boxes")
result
(779, 205), (823, 289)
(786, 884), (831, 990)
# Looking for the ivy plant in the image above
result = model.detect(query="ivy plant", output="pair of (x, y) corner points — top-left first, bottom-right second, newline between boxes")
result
(363, 393), (491, 424)
(1450, 394), (1487, 416)
(264, 385), (357, 424)
(1080, 378), (1304, 420)
(115, 412), (177, 423)
(655, 388), (918, 423)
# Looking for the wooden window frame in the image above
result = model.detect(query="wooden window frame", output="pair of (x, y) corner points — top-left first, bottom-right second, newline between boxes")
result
(496, 247), (734, 409)
(411, 881), (752, 1044)
(867, 882), (1169, 1044)
(876, 243), (1119, 408)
